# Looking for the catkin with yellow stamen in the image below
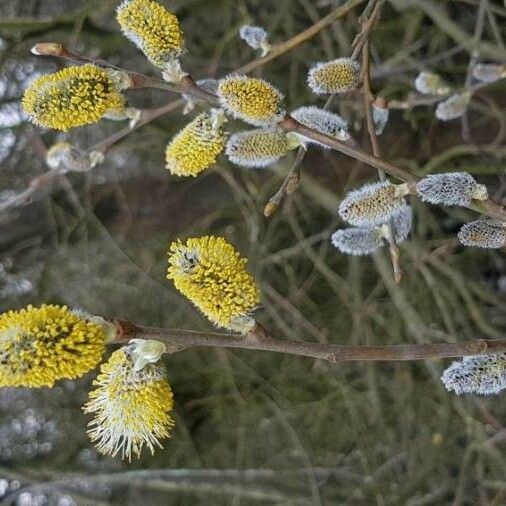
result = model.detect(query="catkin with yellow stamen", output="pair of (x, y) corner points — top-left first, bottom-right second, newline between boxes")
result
(338, 181), (409, 227)
(225, 129), (298, 168)
(0, 304), (108, 388)
(167, 236), (260, 333)
(22, 64), (127, 131)
(307, 58), (360, 95)
(83, 344), (175, 461)
(217, 75), (285, 126)
(116, 0), (185, 69)
(165, 111), (227, 177)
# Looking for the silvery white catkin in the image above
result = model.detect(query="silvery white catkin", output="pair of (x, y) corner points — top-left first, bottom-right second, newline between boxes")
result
(331, 228), (383, 256)
(414, 71), (450, 95)
(457, 219), (506, 249)
(290, 106), (349, 147)
(416, 172), (487, 207)
(441, 353), (506, 395)
(338, 181), (407, 227)
(391, 204), (413, 243)
(331, 205), (413, 256)
(239, 25), (268, 51)
(373, 104), (389, 135)
(472, 63), (506, 83)
(435, 92), (471, 121)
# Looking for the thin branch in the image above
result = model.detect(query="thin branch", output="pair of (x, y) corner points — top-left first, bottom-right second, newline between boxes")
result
(237, 0), (367, 74)
(112, 319), (506, 362)
(279, 116), (506, 221)
(359, 3), (402, 283)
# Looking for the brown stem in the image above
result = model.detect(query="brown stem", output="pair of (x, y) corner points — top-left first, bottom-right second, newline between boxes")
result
(112, 319), (506, 363)
(237, 0), (367, 74)
(279, 116), (506, 221)
(360, 8), (402, 283)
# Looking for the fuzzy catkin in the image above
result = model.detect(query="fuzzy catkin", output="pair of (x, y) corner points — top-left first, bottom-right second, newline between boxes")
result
(225, 129), (292, 168)
(416, 172), (487, 207)
(165, 112), (226, 176)
(435, 93), (470, 121)
(458, 219), (506, 249)
(441, 353), (506, 395)
(167, 236), (260, 333)
(414, 71), (450, 95)
(331, 205), (413, 256)
(116, 0), (185, 68)
(22, 65), (126, 131)
(331, 227), (383, 256)
(217, 75), (284, 126)
(338, 181), (407, 227)
(290, 106), (349, 146)
(307, 58), (360, 95)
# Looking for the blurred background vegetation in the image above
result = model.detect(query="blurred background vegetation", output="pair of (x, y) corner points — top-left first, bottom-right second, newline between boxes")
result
(0, 0), (506, 504)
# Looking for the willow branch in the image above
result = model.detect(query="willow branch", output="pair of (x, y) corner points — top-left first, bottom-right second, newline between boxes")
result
(279, 116), (506, 221)
(360, 3), (402, 283)
(112, 319), (506, 362)
(237, 0), (367, 74)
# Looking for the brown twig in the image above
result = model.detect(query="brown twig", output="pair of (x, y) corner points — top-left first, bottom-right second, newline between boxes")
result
(279, 116), (506, 221)
(111, 319), (506, 363)
(359, 3), (402, 283)
(237, 0), (367, 74)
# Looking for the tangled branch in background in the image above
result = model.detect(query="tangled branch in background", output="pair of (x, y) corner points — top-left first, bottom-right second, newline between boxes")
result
(1, 0), (506, 461)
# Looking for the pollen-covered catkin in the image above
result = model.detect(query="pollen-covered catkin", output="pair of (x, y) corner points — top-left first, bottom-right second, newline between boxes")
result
(416, 172), (488, 207)
(167, 236), (260, 333)
(165, 111), (227, 177)
(83, 344), (174, 461)
(435, 92), (471, 121)
(0, 304), (108, 388)
(22, 64), (127, 131)
(441, 353), (506, 395)
(290, 106), (349, 146)
(217, 75), (285, 126)
(457, 219), (506, 249)
(307, 58), (360, 95)
(225, 129), (295, 168)
(338, 181), (409, 227)
(116, 0), (185, 68)
(414, 71), (450, 95)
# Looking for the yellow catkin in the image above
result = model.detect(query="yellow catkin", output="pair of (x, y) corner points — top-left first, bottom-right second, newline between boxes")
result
(116, 0), (185, 68)
(83, 347), (175, 461)
(217, 75), (284, 126)
(167, 236), (260, 333)
(165, 113), (226, 177)
(307, 58), (360, 95)
(22, 64), (126, 131)
(0, 304), (106, 388)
